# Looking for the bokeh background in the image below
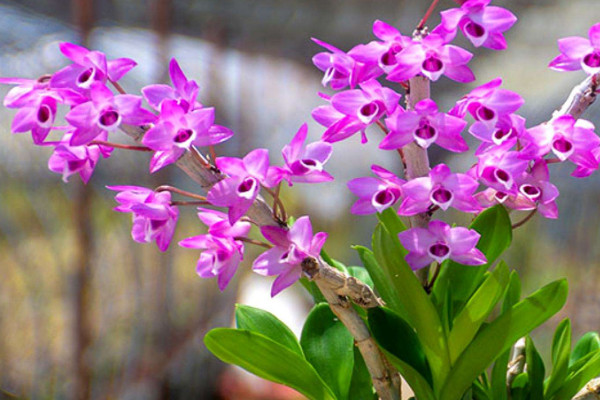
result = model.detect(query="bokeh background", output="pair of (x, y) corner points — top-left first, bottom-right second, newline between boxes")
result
(1, 0), (599, 399)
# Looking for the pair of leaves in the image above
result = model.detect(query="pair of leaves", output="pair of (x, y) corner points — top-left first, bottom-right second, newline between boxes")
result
(205, 304), (372, 400)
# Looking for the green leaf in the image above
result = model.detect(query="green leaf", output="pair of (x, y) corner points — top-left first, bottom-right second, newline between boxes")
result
(301, 304), (355, 400)
(372, 210), (450, 387)
(525, 336), (545, 400)
(448, 262), (510, 363)
(348, 346), (376, 400)
(205, 328), (337, 400)
(235, 304), (303, 356)
(439, 279), (568, 400)
(545, 318), (572, 397)
(300, 277), (327, 304)
(321, 248), (348, 273)
(570, 332), (600, 365)
(368, 307), (433, 386)
(510, 373), (529, 400)
(490, 271), (522, 400)
(551, 349), (600, 400)
(432, 205), (512, 320)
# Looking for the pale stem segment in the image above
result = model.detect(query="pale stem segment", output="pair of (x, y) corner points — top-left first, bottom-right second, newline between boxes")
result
(506, 337), (526, 388)
(572, 378), (600, 400)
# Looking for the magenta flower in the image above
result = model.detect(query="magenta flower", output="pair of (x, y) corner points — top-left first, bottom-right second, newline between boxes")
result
(142, 99), (233, 172)
(432, 0), (517, 50)
(549, 23), (600, 74)
(66, 82), (156, 145)
(267, 124), (333, 186)
(450, 78), (524, 126)
(387, 33), (474, 83)
(516, 160), (560, 218)
(108, 186), (179, 252)
(48, 130), (112, 183)
(398, 220), (486, 270)
(471, 113), (526, 155)
(523, 115), (600, 175)
(347, 165), (405, 215)
(51, 42), (136, 95)
(399, 164), (481, 216)
(473, 146), (529, 194)
(196, 207), (252, 239)
(207, 149), (271, 223)
(253, 216), (328, 296)
(142, 58), (201, 111)
(314, 79), (401, 143)
(379, 98), (468, 152)
(179, 234), (244, 291)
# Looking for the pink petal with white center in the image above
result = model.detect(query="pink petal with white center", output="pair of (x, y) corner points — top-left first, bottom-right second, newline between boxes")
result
(331, 89), (368, 115)
(386, 45), (424, 82)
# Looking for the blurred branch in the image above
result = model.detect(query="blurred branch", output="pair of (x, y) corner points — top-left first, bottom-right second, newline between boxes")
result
(573, 378), (600, 400)
(553, 73), (599, 120)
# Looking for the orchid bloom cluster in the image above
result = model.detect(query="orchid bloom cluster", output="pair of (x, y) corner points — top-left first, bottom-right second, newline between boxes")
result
(1, 0), (600, 297)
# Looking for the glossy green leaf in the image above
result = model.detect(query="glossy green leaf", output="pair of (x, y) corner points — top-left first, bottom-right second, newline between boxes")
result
(301, 304), (354, 400)
(448, 262), (509, 363)
(373, 210), (450, 387)
(570, 332), (600, 365)
(490, 271), (521, 400)
(432, 205), (512, 320)
(525, 336), (545, 400)
(551, 349), (600, 400)
(510, 373), (529, 400)
(235, 304), (303, 356)
(348, 345), (376, 400)
(205, 328), (336, 400)
(545, 318), (572, 397)
(439, 279), (568, 400)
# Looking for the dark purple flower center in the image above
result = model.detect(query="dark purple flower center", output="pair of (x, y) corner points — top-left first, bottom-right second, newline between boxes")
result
(493, 128), (512, 144)
(494, 168), (510, 184)
(150, 219), (167, 230)
(476, 106), (495, 121)
(67, 159), (86, 171)
(177, 99), (191, 112)
(237, 177), (257, 195)
(422, 56), (443, 72)
(174, 128), (194, 143)
(464, 21), (486, 38)
(431, 187), (453, 205)
(99, 110), (120, 128)
(360, 102), (379, 119)
(552, 137), (573, 154)
(415, 122), (436, 140)
(380, 44), (403, 66)
(326, 66), (348, 80)
(584, 52), (600, 68)
(37, 104), (52, 124)
(77, 68), (95, 86)
(494, 191), (508, 202)
(216, 249), (230, 262)
(429, 243), (450, 258)
(520, 184), (541, 200)
(374, 189), (394, 206)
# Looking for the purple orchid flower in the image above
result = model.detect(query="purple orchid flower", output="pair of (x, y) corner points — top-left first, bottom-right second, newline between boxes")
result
(523, 115), (600, 176)
(108, 186), (179, 252)
(549, 23), (600, 74)
(51, 42), (136, 96)
(471, 113), (526, 155)
(450, 78), (524, 127)
(253, 216), (327, 296)
(207, 148), (271, 224)
(398, 220), (486, 270)
(399, 163), (481, 216)
(314, 79), (401, 143)
(196, 207), (252, 238)
(473, 146), (529, 195)
(179, 234), (244, 291)
(387, 33), (475, 83)
(379, 98), (468, 152)
(65, 82), (156, 146)
(432, 0), (517, 50)
(267, 124), (334, 186)
(142, 99), (233, 172)
(347, 165), (405, 215)
(48, 130), (113, 183)
(142, 58), (201, 111)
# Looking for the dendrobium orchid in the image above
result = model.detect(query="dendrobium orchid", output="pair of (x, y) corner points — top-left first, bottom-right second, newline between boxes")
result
(399, 163), (481, 215)
(207, 149), (272, 223)
(379, 98), (468, 152)
(432, 0), (517, 50)
(108, 186), (179, 252)
(398, 220), (486, 270)
(549, 22), (600, 75)
(267, 123), (334, 186)
(253, 216), (327, 296)
(347, 165), (405, 214)
(142, 58), (202, 111)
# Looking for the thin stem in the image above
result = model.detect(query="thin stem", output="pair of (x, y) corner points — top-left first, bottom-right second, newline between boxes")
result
(109, 79), (127, 95)
(170, 200), (210, 206)
(425, 262), (440, 293)
(234, 237), (273, 249)
(155, 185), (207, 201)
(272, 183), (281, 220)
(263, 185), (287, 223)
(546, 158), (562, 164)
(89, 140), (153, 152)
(512, 209), (537, 230)
(209, 145), (217, 163)
(416, 0), (441, 31)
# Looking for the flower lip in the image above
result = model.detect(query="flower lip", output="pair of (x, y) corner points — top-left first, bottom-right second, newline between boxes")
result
(37, 104), (53, 127)
(422, 56), (443, 72)
(430, 187), (453, 209)
(493, 128), (513, 145)
(476, 106), (496, 122)
(98, 109), (121, 130)
(494, 191), (508, 203)
(77, 67), (96, 88)
(552, 136), (574, 160)
(237, 176), (258, 199)
(583, 52), (600, 68)
(174, 128), (196, 148)
(464, 21), (486, 38)
(428, 242), (450, 261)
(372, 188), (396, 211)
(380, 44), (403, 67)
(519, 184), (542, 201)
(358, 101), (381, 124)
(413, 120), (438, 148)
(494, 168), (512, 188)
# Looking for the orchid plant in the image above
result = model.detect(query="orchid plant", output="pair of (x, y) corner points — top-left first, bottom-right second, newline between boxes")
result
(3, 0), (600, 399)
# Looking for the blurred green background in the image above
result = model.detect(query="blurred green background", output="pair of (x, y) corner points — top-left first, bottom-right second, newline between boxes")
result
(1, 0), (600, 398)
